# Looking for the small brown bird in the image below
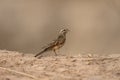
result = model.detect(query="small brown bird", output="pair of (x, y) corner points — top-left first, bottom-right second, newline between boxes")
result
(34, 28), (69, 57)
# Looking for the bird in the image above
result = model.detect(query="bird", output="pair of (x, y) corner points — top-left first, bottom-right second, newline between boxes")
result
(34, 28), (69, 57)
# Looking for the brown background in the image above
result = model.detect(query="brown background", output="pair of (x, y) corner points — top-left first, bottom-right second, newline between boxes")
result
(0, 0), (120, 54)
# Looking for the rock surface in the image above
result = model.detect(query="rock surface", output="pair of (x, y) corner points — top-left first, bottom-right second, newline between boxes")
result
(0, 50), (120, 80)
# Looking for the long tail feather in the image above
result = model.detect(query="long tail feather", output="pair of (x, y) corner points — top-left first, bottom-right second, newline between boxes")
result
(34, 49), (46, 57)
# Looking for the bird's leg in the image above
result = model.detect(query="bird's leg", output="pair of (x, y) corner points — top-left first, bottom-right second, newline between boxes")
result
(53, 49), (57, 56)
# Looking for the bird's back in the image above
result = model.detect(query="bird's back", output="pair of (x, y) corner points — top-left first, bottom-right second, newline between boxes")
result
(46, 34), (66, 51)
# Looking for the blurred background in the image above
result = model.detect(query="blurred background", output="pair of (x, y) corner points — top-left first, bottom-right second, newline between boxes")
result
(0, 0), (120, 55)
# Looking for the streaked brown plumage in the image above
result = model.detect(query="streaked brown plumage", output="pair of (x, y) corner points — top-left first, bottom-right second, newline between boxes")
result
(34, 28), (69, 57)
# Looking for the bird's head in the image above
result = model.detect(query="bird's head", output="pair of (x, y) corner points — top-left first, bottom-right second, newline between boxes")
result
(59, 28), (69, 35)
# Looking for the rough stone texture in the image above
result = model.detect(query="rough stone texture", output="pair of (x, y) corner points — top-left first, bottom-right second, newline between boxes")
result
(0, 50), (120, 80)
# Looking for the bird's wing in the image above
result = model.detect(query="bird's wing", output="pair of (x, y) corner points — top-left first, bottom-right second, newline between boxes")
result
(35, 39), (58, 57)
(41, 39), (58, 49)
(48, 39), (58, 47)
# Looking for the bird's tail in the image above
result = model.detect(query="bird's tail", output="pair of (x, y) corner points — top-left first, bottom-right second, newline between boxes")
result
(34, 49), (47, 57)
